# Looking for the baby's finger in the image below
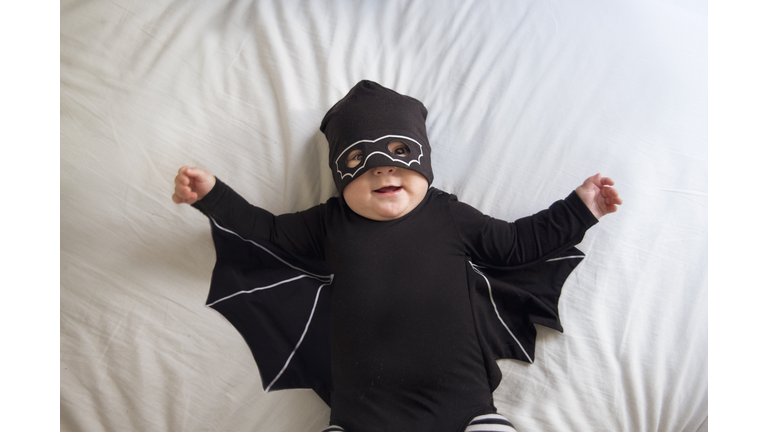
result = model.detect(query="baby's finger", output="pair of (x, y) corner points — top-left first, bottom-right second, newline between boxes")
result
(176, 183), (194, 198)
(177, 166), (190, 178)
(601, 186), (619, 198)
(173, 189), (198, 204)
(603, 194), (621, 207)
(600, 176), (615, 187)
(185, 166), (207, 180)
(582, 173), (600, 189)
(611, 190), (622, 205)
(175, 172), (190, 187)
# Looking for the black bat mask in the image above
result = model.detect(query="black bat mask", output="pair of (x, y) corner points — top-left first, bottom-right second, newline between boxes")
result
(320, 80), (434, 194)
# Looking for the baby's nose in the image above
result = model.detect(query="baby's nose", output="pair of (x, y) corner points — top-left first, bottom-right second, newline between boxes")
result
(373, 166), (397, 175)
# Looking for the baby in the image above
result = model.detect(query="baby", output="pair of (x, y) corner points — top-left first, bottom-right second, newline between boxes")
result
(173, 81), (621, 432)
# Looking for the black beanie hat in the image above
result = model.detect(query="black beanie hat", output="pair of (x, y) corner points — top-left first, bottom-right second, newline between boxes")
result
(320, 80), (434, 194)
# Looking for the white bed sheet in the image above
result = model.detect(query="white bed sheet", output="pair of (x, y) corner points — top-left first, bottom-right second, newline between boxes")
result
(61, 0), (707, 430)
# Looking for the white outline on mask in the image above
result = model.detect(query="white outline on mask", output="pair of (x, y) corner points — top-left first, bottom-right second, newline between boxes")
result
(334, 134), (424, 180)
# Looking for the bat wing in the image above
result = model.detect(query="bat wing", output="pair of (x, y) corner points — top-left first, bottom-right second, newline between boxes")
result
(204, 218), (335, 405)
(467, 247), (585, 391)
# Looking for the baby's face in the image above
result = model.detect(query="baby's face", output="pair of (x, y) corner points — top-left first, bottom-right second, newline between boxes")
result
(342, 143), (428, 221)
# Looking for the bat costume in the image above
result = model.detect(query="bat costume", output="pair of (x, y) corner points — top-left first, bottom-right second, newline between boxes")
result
(192, 81), (598, 432)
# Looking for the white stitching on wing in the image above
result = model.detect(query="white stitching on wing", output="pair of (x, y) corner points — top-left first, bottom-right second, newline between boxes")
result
(205, 274), (317, 307)
(265, 281), (330, 392)
(469, 261), (533, 363)
(210, 218), (332, 281)
(545, 254), (584, 262)
(207, 218), (335, 391)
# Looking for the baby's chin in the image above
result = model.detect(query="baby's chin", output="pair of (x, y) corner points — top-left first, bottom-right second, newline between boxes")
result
(353, 199), (412, 221)
(366, 204), (407, 220)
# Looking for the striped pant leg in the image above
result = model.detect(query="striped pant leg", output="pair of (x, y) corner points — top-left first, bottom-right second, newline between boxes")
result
(320, 413), (515, 432)
(464, 413), (518, 432)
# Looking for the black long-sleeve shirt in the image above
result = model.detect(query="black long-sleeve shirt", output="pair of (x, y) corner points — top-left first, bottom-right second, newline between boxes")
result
(194, 181), (597, 432)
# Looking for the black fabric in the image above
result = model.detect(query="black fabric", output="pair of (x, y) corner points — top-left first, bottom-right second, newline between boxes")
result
(319, 80), (434, 194)
(193, 181), (597, 432)
(204, 219), (335, 404)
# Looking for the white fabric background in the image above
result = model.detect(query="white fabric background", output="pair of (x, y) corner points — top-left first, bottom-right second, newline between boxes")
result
(61, 0), (707, 430)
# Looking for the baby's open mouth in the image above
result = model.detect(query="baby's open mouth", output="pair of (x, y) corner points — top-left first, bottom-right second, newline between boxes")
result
(374, 186), (402, 193)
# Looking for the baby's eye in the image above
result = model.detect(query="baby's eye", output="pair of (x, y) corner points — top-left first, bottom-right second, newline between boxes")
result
(387, 141), (411, 157)
(346, 150), (364, 168)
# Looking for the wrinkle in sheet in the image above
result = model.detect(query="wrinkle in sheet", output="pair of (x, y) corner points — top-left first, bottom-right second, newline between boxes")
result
(656, 188), (707, 197)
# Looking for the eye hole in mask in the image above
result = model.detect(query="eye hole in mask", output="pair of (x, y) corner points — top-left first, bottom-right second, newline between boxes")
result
(335, 135), (424, 183)
(345, 141), (412, 168)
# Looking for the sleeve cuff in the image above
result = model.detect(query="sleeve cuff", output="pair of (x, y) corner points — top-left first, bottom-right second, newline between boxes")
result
(564, 190), (599, 228)
(191, 177), (226, 215)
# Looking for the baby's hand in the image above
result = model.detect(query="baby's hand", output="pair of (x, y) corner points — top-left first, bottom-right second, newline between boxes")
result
(172, 166), (216, 205)
(574, 173), (622, 219)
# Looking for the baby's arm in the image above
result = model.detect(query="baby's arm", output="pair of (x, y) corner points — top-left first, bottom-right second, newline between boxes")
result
(452, 174), (621, 267)
(172, 166), (216, 205)
(574, 173), (622, 219)
(171, 166), (326, 260)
